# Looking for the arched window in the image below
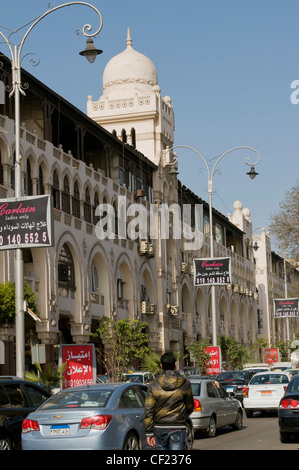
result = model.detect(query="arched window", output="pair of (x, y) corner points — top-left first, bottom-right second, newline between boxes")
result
(25, 160), (33, 196)
(84, 187), (92, 223)
(91, 262), (99, 293)
(58, 243), (75, 289)
(131, 128), (136, 148)
(52, 170), (60, 209)
(93, 191), (100, 225)
(0, 150), (3, 185)
(38, 165), (44, 195)
(121, 129), (127, 143)
(72, 181), (80, 218)
(62, 176), (71, 214)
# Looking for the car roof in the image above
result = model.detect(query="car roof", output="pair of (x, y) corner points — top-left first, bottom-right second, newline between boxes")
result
(251, 370), (288, 376)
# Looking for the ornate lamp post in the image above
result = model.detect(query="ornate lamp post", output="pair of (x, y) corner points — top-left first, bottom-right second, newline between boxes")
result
(166, 145), (261, 346)
(0, 2), (103, 378)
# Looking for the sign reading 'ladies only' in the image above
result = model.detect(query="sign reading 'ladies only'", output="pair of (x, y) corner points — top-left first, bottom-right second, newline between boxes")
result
(0, 195), (54, 250)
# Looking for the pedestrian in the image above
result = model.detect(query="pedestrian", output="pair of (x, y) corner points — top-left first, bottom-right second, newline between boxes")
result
(144, 352), (194, 450)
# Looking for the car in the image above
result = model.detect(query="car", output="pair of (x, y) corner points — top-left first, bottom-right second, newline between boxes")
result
(0, 376), (51, 450)
(283, 369), (299, 381)
(216, 370), (254, 404)
(122, 371), (154, 384)
(189, 378), (243, 438)
(243, 371), (289, 417)
(278, 375), (299, 443)
(21, 381), (194, 450)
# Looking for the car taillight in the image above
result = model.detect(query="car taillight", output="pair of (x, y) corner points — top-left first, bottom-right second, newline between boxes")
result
(80, 415), (112, 430)
(280, 398), (299, 409)
(22, 419), (40, 433)
(193, 399), (202, 412)
(243, 387), (249, 398)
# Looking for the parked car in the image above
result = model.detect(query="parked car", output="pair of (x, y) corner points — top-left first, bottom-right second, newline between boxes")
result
(278, 375), (299, 443)
(22, 382), (194, 450)
(189, 378), (243, 438)
(216, 370), (254, 404)
(0, 376), (51, 450)
(243, 371), (289, 417)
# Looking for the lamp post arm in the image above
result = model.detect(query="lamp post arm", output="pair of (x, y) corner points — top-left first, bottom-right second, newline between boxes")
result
(16, 1), (103, 66)
(210, 146), (261, 184)
(165, 144), (211, 180)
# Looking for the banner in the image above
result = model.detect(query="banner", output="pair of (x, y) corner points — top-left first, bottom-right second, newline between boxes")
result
(60, 344), (96, 389)
(273, 298), (299, 318)
(194, 257), (231, 286)
(0, 195), (54, 250)
(263, 347), (280, 364)
(205, 346), (221, 375)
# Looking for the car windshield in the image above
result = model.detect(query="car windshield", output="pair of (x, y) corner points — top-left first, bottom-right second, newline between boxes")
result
(123, 374), (145, 383)
(190, 383), (201, 396)
(250, 374), (288, 385)
(217, 371), (248, 381)
(39, 389), (113, 410)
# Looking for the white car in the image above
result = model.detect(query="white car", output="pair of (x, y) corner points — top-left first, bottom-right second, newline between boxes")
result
(243, 371), (289, 417)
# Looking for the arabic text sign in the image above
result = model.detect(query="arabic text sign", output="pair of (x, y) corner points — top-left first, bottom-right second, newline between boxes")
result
(61, 344), (96, 389)
(205, 346), (221, 375)
(273, 298), (299, 318)
(263, 347), (280, 364)
(194, 257), (231, 286)
(0, 195), (54, 250)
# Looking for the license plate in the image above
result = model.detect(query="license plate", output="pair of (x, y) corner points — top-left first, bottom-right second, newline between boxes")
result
(226, 387), (233, 392)
(261, 391), (272, 396)
(50, 425), (70, 436)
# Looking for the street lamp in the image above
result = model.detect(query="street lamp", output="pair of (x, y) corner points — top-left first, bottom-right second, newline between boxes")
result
(0, 2), (103, 379)
(166, 145), (261, 346)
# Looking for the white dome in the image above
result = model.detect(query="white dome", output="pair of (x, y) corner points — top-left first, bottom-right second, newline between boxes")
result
(102, 28), (158, 93)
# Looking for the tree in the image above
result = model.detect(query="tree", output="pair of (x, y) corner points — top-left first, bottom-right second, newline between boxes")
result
(92, 317), (151, 381)
(186, 339), (212, 375)
(0, 280), (37, 327)
(269, 180), (299, 263)
(25, 362), (67, 392)
(140, 351), (181, 376)
(218, 336), (251, 369)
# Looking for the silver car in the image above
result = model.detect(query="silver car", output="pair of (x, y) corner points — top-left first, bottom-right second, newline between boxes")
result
(189, 378), (243, 438)
(21, 382), (149, 450)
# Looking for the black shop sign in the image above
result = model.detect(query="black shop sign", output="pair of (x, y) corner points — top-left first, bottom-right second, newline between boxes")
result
(194, 257), (231, 286)
(273, 298), (299, 318)
(0, 195), (54, 250)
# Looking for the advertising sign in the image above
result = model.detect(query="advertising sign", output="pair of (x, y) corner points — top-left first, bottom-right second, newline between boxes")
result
(205, 346), (222, 375)
(60, 344), (96, 389)
(194, 257), (231, 286)
(0, 195), (54, 250)
(263, 347), (280, 364)
(273, 298), (299, 318)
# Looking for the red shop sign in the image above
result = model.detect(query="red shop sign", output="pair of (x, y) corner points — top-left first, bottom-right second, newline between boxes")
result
(60, 344), (96, 389)
(205, 346), (222, 375)
(263, 347), (280, 364)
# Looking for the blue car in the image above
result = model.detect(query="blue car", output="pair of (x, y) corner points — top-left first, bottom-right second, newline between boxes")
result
(22, 382), (149, 450)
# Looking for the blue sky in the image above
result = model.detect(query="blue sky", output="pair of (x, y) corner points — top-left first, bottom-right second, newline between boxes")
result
(1, 0), (299, 254)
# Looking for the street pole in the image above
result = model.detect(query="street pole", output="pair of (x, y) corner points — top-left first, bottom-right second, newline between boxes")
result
(0, 2), (103, 379)
(166, 145), (261, 347)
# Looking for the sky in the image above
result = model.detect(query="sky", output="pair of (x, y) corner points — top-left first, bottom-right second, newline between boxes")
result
(1, 0), (299, 255)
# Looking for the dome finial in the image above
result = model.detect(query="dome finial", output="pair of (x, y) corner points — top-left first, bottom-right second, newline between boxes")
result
(126, 27), (132, 47)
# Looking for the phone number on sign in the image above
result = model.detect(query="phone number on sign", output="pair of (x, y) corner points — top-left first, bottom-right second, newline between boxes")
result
(0, 232), (48, 246)
(196, 276), (230, 284)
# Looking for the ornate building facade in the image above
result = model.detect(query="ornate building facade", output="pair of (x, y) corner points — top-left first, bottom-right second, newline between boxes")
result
(0, 30), (297, 374)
